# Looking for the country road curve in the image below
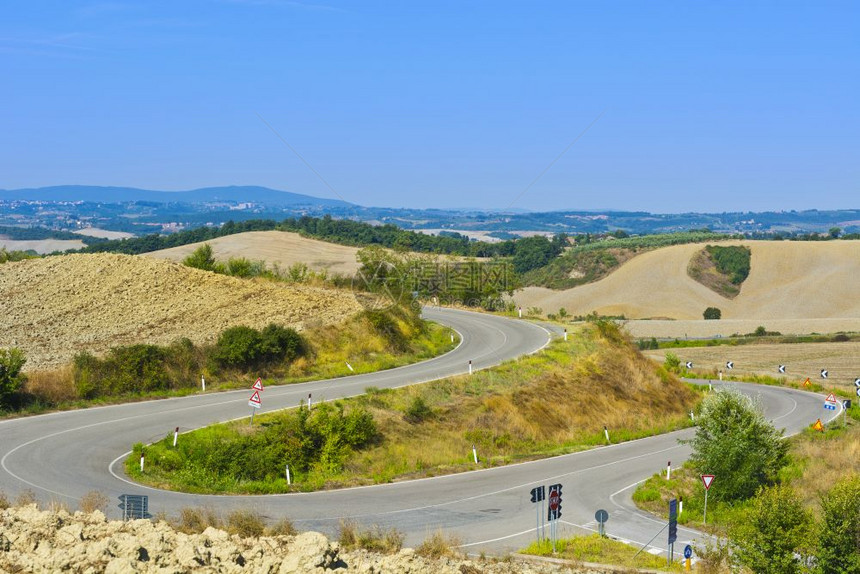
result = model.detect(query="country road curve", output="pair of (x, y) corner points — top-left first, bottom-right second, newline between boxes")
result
(0, 308), (841, 558)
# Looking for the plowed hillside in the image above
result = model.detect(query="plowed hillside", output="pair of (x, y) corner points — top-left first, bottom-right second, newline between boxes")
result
(0, 254), (362, 371)
(516, 240), (860, 322)
(147, 230), (362, 275)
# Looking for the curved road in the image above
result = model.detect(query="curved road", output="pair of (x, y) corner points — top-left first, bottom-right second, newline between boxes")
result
(0, 308), (840, 558)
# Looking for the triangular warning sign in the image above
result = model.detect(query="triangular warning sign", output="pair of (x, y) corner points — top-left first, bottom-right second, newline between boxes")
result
(249, 390), (261, 405)
(253, 377), (263, 391)
(803, 378), (811, 387)
(812, 419), (824, 432)
(701, 475), (715, 490)
(825, 393), (837, 403)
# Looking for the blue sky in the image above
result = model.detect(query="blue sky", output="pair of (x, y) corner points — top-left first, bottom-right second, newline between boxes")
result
(2, 1), (857, 212)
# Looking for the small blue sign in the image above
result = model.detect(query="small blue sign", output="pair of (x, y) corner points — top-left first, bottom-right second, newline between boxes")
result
(824, 403), (837, 411)
(684, 544), (693, 559)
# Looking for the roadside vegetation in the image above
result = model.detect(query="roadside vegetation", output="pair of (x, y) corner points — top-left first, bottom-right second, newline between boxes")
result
(687, 244), (751, 298)
(522, 534), (680, 571)
(127, 320), (703, 494)
(633, 389), (860, 573)
(1, 305), (456, 415)
(637, 330), (860, 351)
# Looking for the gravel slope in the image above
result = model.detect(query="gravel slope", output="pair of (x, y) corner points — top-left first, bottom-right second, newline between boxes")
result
(0, 253), (362, 370)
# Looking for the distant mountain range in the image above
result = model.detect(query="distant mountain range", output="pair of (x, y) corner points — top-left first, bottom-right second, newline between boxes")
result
(0, 185), (352, 207)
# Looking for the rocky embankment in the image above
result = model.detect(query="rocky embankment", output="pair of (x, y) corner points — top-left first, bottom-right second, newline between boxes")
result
(0, 505), (628, 573)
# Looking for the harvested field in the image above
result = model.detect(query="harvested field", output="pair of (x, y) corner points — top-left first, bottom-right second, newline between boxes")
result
(0, 238), (85, 253)
(73, 227), (134, 240)
(0, 253), (363, 370)
(620, 318), (860, 339)
(147, 230), (362, 276)
(642, 342), (860, 392)
(516, 240), (860, 324)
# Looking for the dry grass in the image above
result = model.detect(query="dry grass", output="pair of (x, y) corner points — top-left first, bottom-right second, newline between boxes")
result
(78, 490), (109, 514)
(0, 238), (85, 253)
(266, 517), (297, 536)
(173, 506), (223, 534)
(643, 341), (860, 391)
(225, 509), (266, 537)
(516, 240), (860, 322)
(342, 323), (699, 485)
(790, 424), (860, 512)
(415, 530), (461, 559)
(0, 491), (10, 510)
(337, 520), (404, 554)
(24, 366), (76, 403)
(15, 490), (37, 507)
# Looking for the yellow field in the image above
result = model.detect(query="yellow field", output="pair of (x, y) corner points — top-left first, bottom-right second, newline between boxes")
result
(643, 342), (860, 393)
(147, 230), (362, 275)
(516, 241), (860, 327)
(0, 238), (85, 253)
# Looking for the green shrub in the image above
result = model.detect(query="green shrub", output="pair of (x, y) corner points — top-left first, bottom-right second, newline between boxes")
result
(182, 243), (216, 271)
(663, 352), (681, 373)
(817, 475), (860, 573)
(212, 324), (306, 370)
(0, 348), (27, 407)
(685, 389), (788, 502)
(404, 396), (433, 423)
(703, 307), (722, 320)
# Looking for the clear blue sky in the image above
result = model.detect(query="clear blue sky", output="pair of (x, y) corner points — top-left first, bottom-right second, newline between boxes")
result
(2, 1), (857, 212)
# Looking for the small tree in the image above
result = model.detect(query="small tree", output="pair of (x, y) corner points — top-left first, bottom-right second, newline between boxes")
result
(183, 243), (216, 271)
(0, 348), (26, 407)
(730, 485), (812, 574)
(663, 352), (681, 373)
(817, 475), (860, 573)
(703, 307), (721, 320)
(685, 389), (788, 501)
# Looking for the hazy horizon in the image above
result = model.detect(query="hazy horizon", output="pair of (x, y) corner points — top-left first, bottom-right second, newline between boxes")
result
(2, 1), (857, 213)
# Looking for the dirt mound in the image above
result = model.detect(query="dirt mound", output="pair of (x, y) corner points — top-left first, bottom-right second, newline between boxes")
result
(0, 254), (363, 371)
(516, 240), (860, 322)
(0, 505), (600, 573)
(147, 230), (362, 276)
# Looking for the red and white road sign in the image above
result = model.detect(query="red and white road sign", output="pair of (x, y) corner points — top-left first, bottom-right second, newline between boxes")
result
(248, 390), (262, 409)
(252, 377), (263, 391)
(825, 393), (838, 404)
(701, 475), (715, 490)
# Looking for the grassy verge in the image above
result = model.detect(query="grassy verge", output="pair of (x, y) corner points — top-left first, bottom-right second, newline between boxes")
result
(6, 311), (457, 418)
(127, 321), (703, 494)
(521, 534), (681, 571)
(632, 402), (860, 538)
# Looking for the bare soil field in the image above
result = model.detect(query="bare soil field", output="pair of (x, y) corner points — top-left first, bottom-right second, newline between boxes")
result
(516, 240), (860, 325)
(147, 230), (362, 276)
(0, 238), (85, 253)
(643, 342), (860, 393)
(73, 227), (135, 239)
(0, 253), (362, 371)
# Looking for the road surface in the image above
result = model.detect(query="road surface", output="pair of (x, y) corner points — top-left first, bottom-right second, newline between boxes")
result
(0, 307), (839, 557)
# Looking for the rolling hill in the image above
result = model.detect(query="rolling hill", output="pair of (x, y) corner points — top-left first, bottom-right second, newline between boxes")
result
(515, 240), (860, 328)
(146, 230), (362, 276)
(0, 253), (362, 370)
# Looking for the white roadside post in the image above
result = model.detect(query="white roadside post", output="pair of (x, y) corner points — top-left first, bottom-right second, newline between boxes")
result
(667, 460), (672, 480)
(472, 444), (478, 464)
(173, 427), (179, 447)
(140, 452), (145, 473)
(563, 328), (568, 341)
(286, 464), (291, 486)
(451, 332), (454, 343)
(468, 360), (472, 375)
(201, 376), (205, 391)
(679, 495), (683, 514)
(307, 393), (312, 410)
(604, 425), (610, 444)
(518, 306), (522, 318)
(346, 362), (354, 372)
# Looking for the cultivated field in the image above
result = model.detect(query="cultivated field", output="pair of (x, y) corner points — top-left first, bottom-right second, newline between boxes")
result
(73, 227), (135, 239)
(516, 241), (860, 334)
(0, 238), (85, 253)
(147, 230), (362, 275)
(0, 253), (362, 370)
(643, 342), (860, 393)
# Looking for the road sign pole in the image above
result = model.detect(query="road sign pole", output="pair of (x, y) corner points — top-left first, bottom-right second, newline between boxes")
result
(703, 488), (709, 525)
(250, 408), (255, 426)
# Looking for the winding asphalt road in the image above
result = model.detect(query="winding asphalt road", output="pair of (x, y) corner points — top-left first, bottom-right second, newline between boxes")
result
(0, 308), (840, 558)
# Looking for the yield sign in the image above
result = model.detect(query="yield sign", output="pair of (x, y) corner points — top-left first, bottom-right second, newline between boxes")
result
(248, 390), (262, 409)
(252, 377), (263, 391)
(701, 475), (715, 490)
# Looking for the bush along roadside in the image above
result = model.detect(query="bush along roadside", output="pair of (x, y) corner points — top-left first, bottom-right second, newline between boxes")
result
(4, 305), (456, 415)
